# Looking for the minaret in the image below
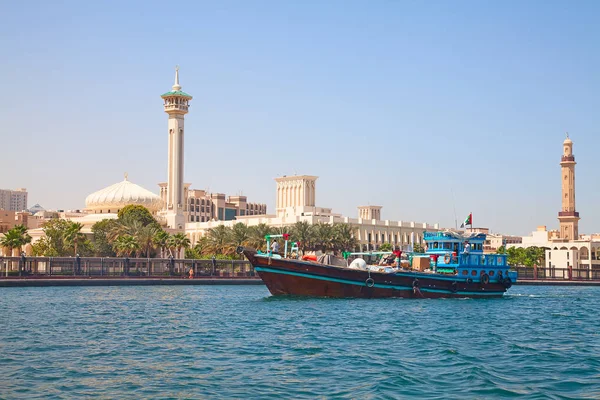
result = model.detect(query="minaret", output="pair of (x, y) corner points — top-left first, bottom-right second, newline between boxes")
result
(558, 133), (580, 240)
(160, 66), (192, 230)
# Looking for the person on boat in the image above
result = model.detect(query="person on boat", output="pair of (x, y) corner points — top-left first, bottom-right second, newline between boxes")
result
(188, 268), (195, 279)
(271, 239), (280, 254)
(463, 241), (471, 254)
(393, 249), (402, 268)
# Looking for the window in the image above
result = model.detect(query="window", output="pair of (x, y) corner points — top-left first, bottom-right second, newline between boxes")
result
(567, 252), (569, 260)
(368, 233), (372, 243)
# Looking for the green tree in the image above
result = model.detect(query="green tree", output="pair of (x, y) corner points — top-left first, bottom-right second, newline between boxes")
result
(117, 205), (158, 227)
(332, 223), (358, 253)
(168, 233), (191, 258)
(153, 230), (171, 257)
(230, 223), (250, 247)
(205, 225), (232, 255)
(31, 237), (57, 257)
(91, 219), (119, 256)
(63, 222), (86, 256)
(313, 222), (334, 252)
(0, 225), (32, 256)
(136, 224), (160, 257)
(113, 235), (140, 257)
(38, 219), (72, 256)
(413, 243), (425, 253)
(290, 221), (314, 253)
(496, 245), (507, 254)
(246, 223), (272, 251)
(379, 243), (393, 252)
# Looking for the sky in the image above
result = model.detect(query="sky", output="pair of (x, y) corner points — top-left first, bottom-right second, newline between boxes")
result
(0, 0), (598, 236)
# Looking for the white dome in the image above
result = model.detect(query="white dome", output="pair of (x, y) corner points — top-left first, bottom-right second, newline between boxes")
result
(85, 177), (163, 213)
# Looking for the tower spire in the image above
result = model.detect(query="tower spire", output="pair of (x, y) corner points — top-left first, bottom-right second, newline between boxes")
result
(172, 65), (181, 91)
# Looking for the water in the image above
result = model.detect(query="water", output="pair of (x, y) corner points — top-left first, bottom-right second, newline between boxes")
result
(1, 285), (599, 399)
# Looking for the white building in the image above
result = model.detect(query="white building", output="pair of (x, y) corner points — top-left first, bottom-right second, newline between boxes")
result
(185, 175), (439, 251)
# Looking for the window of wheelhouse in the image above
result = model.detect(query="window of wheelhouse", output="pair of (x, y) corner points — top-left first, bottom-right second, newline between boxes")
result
(453, 243), (459, 253)
(433, 242), (439, 249)
(443, 242), (452, 250)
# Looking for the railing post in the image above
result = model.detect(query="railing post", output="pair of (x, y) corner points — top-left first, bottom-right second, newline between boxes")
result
(76, 255), (81, 276)
(100, 258), (104, 276)
(20, 253), (26, 277)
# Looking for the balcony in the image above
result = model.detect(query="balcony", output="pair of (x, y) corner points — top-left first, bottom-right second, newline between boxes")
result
(561, 155), (575, 162)
(558, 211), (579, 217)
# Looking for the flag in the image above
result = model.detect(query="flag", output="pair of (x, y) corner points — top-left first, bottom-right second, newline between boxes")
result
(460, 213), (472, 228)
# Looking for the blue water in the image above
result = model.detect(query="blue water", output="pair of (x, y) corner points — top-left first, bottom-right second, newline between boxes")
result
(1, 285), (599, 399)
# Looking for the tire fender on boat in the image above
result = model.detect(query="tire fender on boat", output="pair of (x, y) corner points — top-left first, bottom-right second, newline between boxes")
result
(466, 278), (473, 284)
(481, 273), (490, 285)
(365, 278), (375, 288)
(450, 281), (458, 293)
(412, 279), (420, 288)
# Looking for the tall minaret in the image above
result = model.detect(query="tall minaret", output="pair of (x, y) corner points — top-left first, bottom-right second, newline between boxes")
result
(558, 133), (580, 240)
(160, 66), (192, 230)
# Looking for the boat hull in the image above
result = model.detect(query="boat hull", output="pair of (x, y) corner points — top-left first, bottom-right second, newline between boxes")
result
(243, 249), (509, 299)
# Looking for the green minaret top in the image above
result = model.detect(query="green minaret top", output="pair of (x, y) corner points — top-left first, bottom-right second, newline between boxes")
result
(161, 66), (193, 99)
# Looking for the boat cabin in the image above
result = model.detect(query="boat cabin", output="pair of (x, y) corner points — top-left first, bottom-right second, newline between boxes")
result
(423, 231), (509, 277)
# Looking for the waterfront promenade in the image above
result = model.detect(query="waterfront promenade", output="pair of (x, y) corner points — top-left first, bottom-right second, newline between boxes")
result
(0, 256), (600, 287)
(2, 256), (600, 287)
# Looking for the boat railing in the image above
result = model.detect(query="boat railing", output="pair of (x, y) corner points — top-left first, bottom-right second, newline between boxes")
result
(434, 253), (507, 267)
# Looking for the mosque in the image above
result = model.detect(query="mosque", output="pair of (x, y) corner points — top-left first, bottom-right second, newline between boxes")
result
(21, 67), (438, 254)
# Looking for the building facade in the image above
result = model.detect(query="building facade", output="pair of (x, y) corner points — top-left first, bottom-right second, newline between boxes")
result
(186, 189), (266, 223)
(185, 175), (438, 251)
(0, 188), (28, 212)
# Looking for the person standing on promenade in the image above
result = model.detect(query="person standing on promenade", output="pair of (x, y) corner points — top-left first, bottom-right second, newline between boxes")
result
(189, 268), (194, 279)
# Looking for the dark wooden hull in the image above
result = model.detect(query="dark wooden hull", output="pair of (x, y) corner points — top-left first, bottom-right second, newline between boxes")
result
(242, 250), (509, 299)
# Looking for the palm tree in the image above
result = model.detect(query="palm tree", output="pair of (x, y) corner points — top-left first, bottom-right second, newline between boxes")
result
(205, 225), (232, 255)
(113, 235), (140, 257)
(332, 223), (358, 253)
(246, 223), (272, 251)
(0, 225), (32, 256)
(188, 236), (209, 258)
(168, 233), (191, 258)
(290, 221), (314, 253)
(229, 223), (250, 254)
(153, 230), (170, 258)
(313, 222), (334, 252)
(63, 222), (86, 256)
(136, 224), (159, 257)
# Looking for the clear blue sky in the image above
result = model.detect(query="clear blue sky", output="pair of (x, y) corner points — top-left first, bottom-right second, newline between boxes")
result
(1, 0), (598, 235)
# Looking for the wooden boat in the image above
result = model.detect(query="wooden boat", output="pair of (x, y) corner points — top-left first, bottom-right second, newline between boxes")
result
(239, 231), (517, 299)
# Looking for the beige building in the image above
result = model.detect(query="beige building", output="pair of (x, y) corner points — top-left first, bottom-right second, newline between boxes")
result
(358, 205), (382, 221)
(186, 175), (439, 251)
(0, 188), (28, 212)
(186, 190), (266, 223)
(0, 210), (30, 233)
(465, 227), (522, 253)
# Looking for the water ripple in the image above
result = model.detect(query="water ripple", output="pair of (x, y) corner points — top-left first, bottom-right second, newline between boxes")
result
(1, 285), (599, 398)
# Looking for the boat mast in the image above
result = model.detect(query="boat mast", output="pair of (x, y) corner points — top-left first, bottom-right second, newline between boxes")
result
(451, 188), (458, 230)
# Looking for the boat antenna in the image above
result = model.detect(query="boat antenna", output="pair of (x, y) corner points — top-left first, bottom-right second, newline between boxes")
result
(451, 188), (458, 230)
